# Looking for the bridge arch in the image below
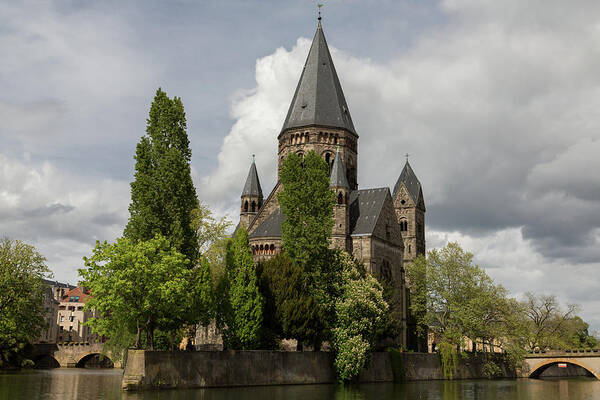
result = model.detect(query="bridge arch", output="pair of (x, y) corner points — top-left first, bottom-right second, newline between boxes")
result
(528, 359), (599, 379)
(33, 354), (60, 369)
(75, 353), (114, 368)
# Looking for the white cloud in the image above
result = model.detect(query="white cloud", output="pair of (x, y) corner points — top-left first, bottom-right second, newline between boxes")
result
(0, 154), (129, 282)
(202, 0), (600, 327)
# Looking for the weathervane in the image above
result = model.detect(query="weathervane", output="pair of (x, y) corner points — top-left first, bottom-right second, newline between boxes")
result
(318, 2), (324, 21)
(252, 154), (255, 162)
(405, 153), (410, 162)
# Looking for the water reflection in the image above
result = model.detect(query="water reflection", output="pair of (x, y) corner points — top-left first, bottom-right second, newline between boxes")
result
(1, 369), (600, 400)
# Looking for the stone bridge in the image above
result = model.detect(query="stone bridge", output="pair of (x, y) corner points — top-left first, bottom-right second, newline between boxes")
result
(32, 342), (121, 368)
(523, 350), (600, 379)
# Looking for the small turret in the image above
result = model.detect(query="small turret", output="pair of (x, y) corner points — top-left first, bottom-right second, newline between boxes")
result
(393, 159), (425, 264)
(240, 156), (263, 229)
(330, 148), (350, 250)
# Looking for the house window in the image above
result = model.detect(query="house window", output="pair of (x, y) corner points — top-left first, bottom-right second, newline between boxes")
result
(60, 316), (64, 322)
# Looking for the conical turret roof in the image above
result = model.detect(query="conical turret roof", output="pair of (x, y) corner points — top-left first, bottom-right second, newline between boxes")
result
(242, 158), (263, 198)
(330, 149), (349, 188)
(280, 21), (356, 136)
(393, 161), (422, 203)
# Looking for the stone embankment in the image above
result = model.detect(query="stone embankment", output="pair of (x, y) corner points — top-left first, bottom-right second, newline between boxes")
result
(122, 350), (515, 391)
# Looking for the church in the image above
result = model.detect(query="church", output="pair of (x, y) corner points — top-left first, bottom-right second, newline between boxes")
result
(237, 19), (426, 350)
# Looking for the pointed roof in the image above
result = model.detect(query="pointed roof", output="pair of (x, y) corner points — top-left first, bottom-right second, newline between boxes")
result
(280, 21), (356, 136)
(242, 158), (263, 198)
(393, 161), (422, 204)
(330, 149), (349, 188)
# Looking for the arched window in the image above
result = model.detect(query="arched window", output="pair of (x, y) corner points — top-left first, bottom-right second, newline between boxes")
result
(337, 191), (344, 205)
(400, 220), (408, 231)
(251, 201), (256, 212)
(270, 244), (275, 254)
(408, 244), (411, 254)
(259, 244), (264, 254)
(243, 201), (249, 212)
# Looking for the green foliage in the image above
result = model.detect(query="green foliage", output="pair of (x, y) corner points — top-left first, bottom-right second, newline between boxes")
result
(331, 251), (389, 382)
(439, 341), (458, 379)
(124, 88), (199, 262)
(80, 235), (197, 353)
(522, 292), (582, 350)
(406, 243), (521, 352)
(220, 228), (264, 349)
(257, 253), (327, 349)
(0, 238), (50, 367)
(276, 150), (337, 348)
(482, 360), (502, 379)
(278, 150), (335, 271)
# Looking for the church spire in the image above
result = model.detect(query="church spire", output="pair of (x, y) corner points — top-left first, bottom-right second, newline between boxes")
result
(393, 160), (422, 205)
(242, 156), (263, 198)
(330, 147), (349, 189)
(280, 20), (356, 136)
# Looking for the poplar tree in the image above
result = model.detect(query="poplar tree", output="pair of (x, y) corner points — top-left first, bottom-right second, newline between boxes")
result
(124, 88), (199, 262)
(278, 151), (335, 271)
(222, 228), (263, 349)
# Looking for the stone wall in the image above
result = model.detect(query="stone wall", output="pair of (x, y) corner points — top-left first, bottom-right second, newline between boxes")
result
(122, 350), (515, 391)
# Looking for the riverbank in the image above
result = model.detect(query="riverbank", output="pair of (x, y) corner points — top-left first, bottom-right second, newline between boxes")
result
(122, 350), (515, 390)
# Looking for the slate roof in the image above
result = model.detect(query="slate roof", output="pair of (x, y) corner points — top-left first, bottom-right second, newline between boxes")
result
(242, 160), (263, 198)
(349, 188), (389, 235)
(280, 21), (356, 136)
(249, 188), (390, 239)
(393, 161), (422, 204)
(43, 279), (76, 290)
(330, 150), (349, 188)
(249, 207), (284, 238)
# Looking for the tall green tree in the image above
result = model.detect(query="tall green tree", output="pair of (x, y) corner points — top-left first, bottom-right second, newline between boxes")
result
(80, 235), (192, 354)
(0, 238), (50, 367)
(124, 88), (199, 262)
(221, 228), (264, 349)
(277, 151), (335, 348)
(257, 253), (328, 349)
(278, 151), (335, 271)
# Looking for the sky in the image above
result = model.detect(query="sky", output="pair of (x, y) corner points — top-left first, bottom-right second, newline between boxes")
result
(1, 0), (600, 330)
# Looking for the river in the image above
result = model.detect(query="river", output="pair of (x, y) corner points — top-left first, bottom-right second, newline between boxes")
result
(1, 369), (600, 400)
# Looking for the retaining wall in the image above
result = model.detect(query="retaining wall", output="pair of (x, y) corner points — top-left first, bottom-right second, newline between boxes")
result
(122, 350), (514, 391)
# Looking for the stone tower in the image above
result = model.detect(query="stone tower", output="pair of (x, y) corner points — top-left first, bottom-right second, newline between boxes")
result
(277, 20), (358, 189)
(240, 157), (263, 229)
(393, 160), (426, 265)
(330, 148), (350, 250)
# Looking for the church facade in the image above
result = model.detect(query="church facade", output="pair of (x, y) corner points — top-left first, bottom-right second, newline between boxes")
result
(237, 20), (426, 349)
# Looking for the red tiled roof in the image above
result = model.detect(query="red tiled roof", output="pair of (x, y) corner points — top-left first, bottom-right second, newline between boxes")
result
(61, 287), (92, 303)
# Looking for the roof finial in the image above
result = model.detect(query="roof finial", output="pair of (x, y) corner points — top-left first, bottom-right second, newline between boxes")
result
(405, 153), (410, 162)
(318, 2), (323, 24)
(252, 154), (256, 162)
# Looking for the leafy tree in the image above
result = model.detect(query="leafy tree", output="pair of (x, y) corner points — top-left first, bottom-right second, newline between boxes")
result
(406, 242), (519, 352)
(277, 151), (336, 347)
(569, 316), (598, 349)
(0, 238), (50, 367)
(80, 235), (192, 354)
(221, 228), (263, 349)
(124, 88), (199, 262)
(278, 151), (335, 272)
(330, 251), (388, 382)
(257, 253), (328, 350)
(522, 292), (579, 350)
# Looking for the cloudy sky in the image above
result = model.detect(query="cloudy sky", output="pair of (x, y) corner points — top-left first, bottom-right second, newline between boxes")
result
(2, 0), (600, 329)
